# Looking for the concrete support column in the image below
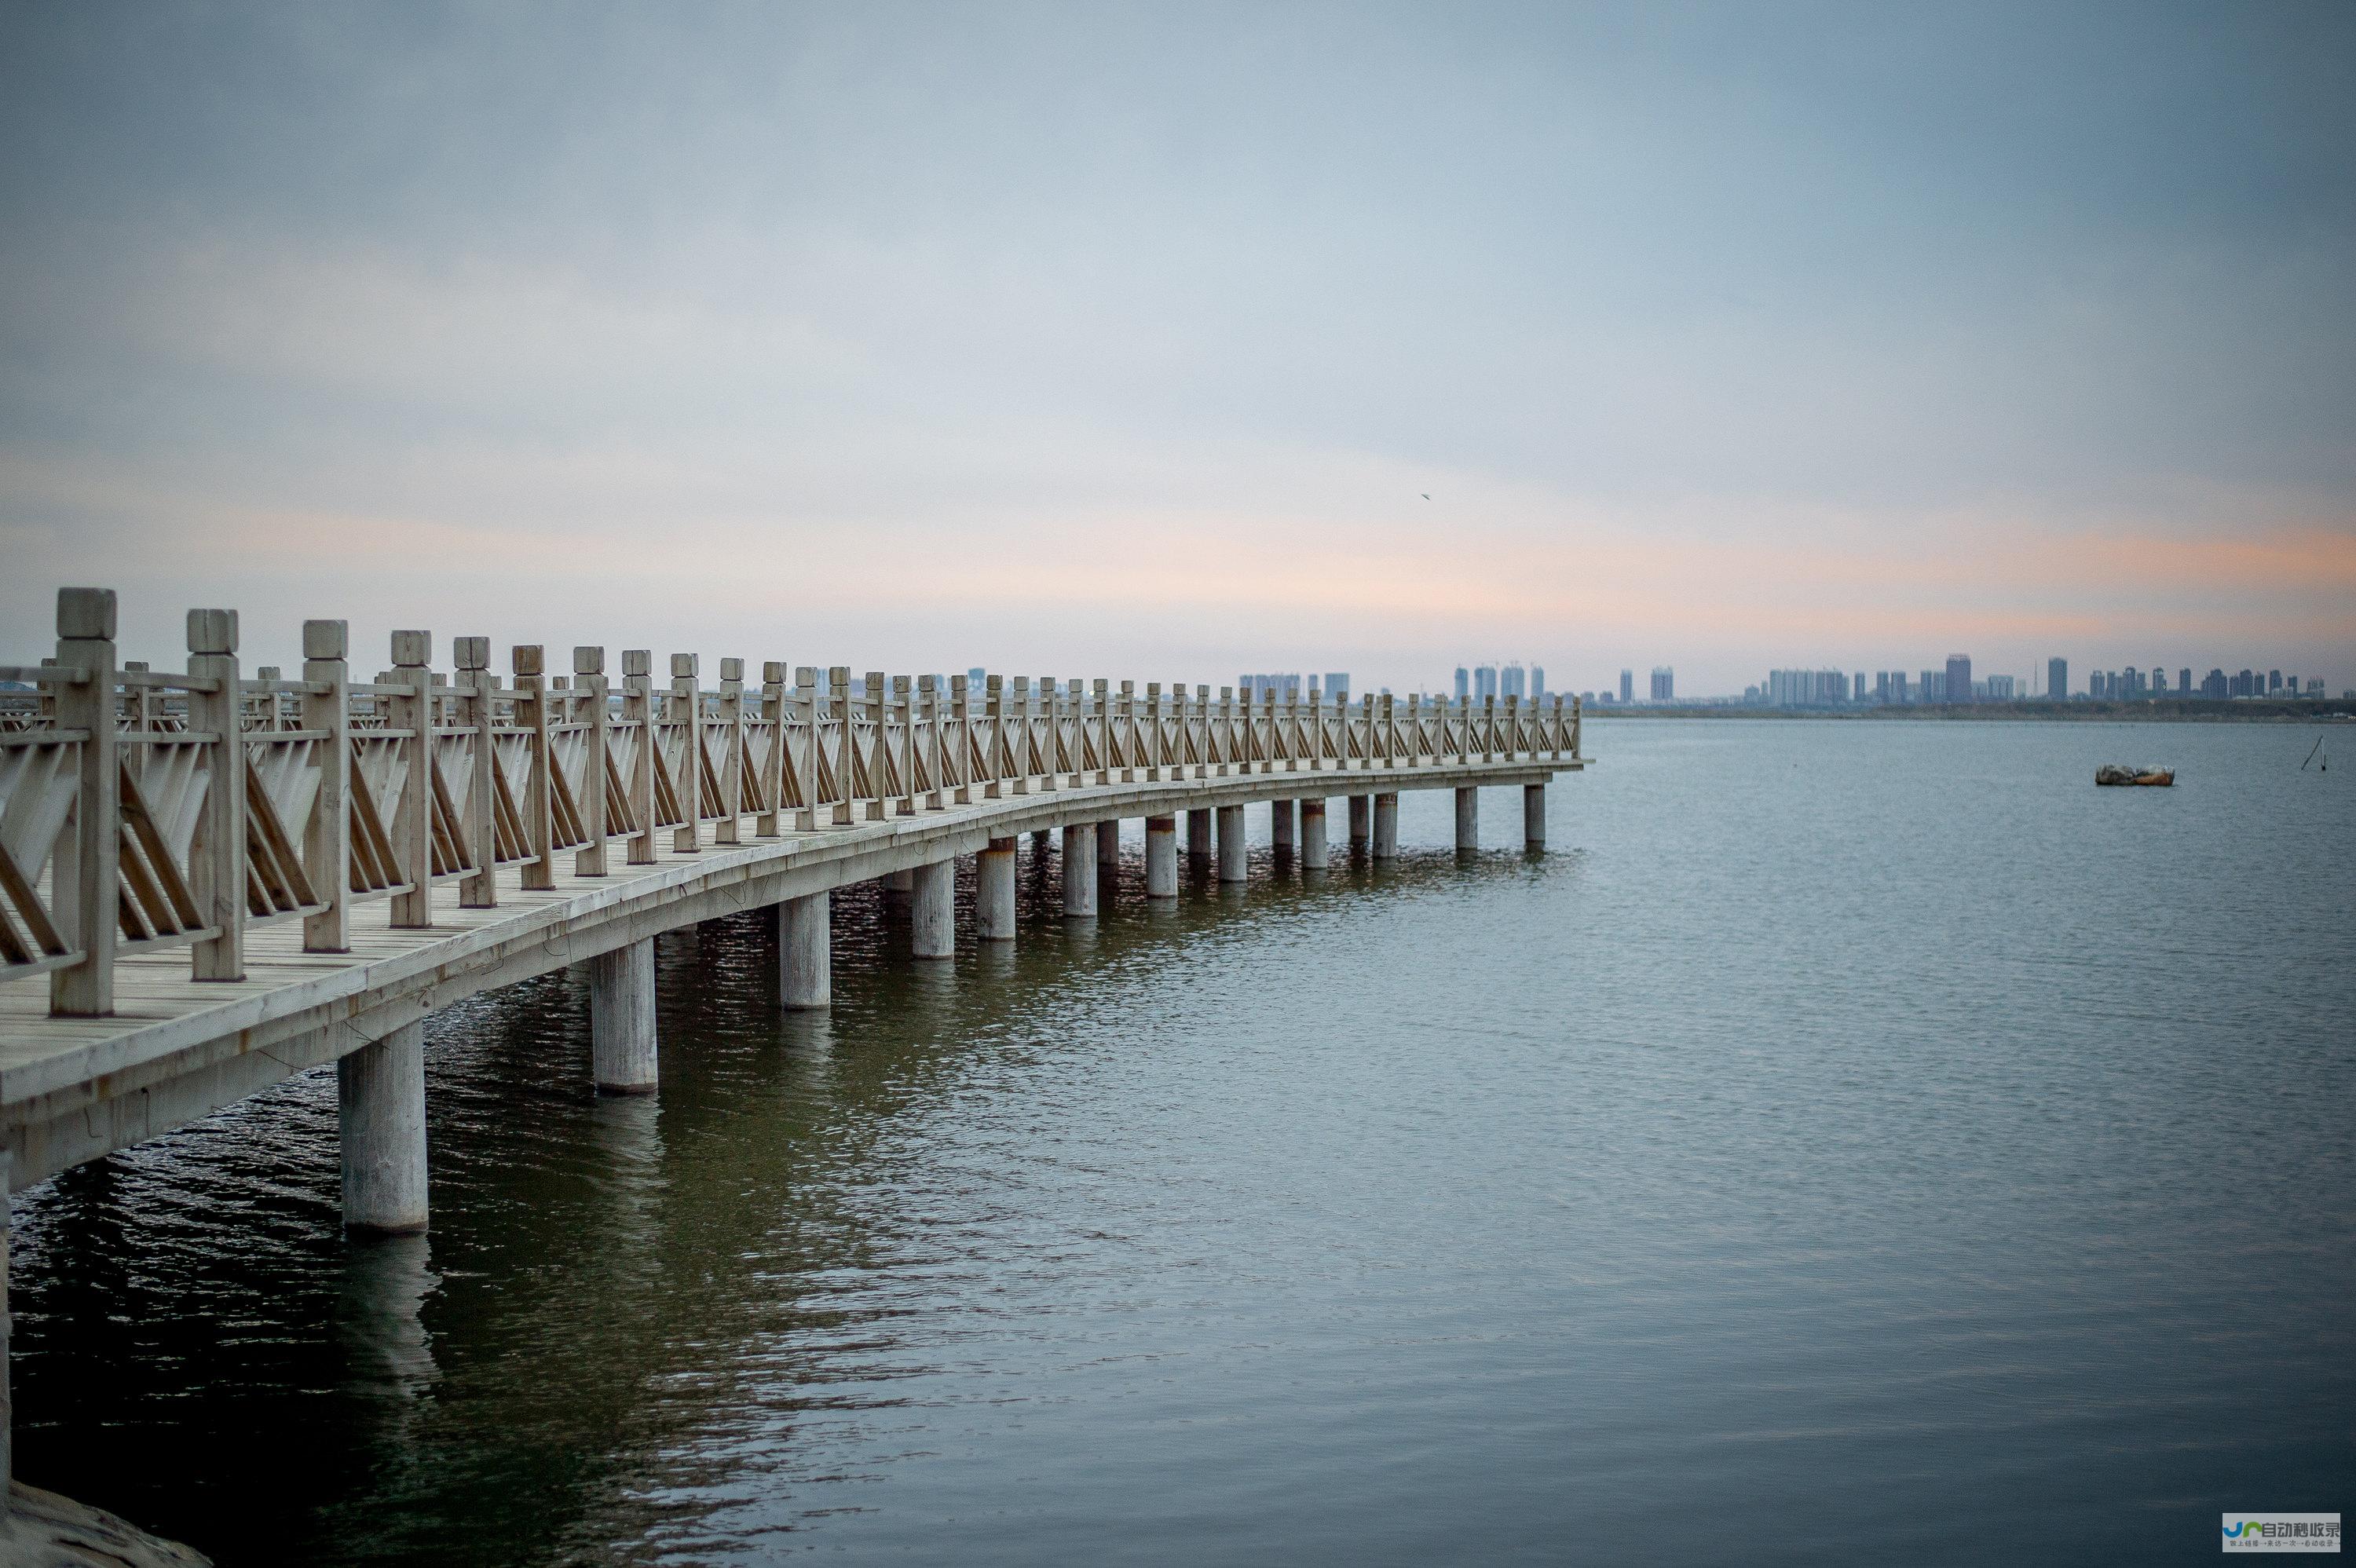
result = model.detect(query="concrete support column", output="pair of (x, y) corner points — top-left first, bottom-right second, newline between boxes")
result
(1455, 786), (1479, 852)
(781, 891), (830, 1009)
(1098, 819), (1121, 867)
(1216, 804), (1248, 883)
(884, 867), (913, 908)
(1146, 815), (1179, 897)
(590, 938), (658, 1094)
(1301, 799), (1329, 869)
(1524, 783), (1546, 851)
(1349, 795), (1372, 851)
(977, 838), (1018, 940)
(1187, 807), (1213, 861)
(1062, 824), (1097, 918)
(339, 1022), (428, 1234)
(1271, 799), (1295, 853)
(1372, 793), (1399, 860)
(912, 859), (955, 958)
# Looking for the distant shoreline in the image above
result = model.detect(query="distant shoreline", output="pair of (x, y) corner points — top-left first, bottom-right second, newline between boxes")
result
(1586, 700), (2354, 723)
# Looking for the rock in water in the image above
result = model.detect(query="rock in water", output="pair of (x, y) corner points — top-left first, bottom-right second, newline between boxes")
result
(2094, 764), (2174, 786)
(0, 1482), (211, 1568)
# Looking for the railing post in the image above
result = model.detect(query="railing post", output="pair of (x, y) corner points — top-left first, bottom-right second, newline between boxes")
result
(455, 638), (496, 907)
(1572, 694), (1582, 758)
(1037, 676), (1059, 792)
(1092, 678), (1112, 784)
(948, 674), (971, 806)
(576, 646), (611, 872)
(1007, 678), (1030, 795)
(981, 674), (1005, 799)
(514, 646), (554, 889)
(301, 619), (352, 952)
(716, 657), (744, 846)
(865, 671), (891, 821)
(624, 650), (656, 864)
(49, 587), (118, 1016)
(755, 661), (785, 836)
(389, 630), (434, 928)
(829, 667), (854, 826)
(891, 674), (916, 815)
(188, 609), (244, 981)
(671, 654), (702, 853)
(1066, 678), (1087, 788)
(792, 666), (820, 831)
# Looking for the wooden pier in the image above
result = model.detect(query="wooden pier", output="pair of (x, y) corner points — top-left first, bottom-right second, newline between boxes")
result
(0, 587), (1582, 1500)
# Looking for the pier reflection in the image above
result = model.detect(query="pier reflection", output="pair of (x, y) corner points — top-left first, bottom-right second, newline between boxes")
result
(8, 842), (1538, 1566)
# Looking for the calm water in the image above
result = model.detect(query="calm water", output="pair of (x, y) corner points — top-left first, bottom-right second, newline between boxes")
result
(12, 719), (2353, 1565)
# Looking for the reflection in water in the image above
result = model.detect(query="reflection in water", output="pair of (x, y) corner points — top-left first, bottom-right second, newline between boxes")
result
(336, 1233), (437, 1416)
(6, 735), (2354, 1568)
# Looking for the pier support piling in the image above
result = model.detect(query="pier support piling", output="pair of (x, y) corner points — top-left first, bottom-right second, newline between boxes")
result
(1271, 799), (1295, 854)
(781, 892), (830, 1009)
(1062, 824), (1097, 918)
(1187, 807), (1213, 861)
(1373, 793), (1399, 860)
(977, 838), (1018, 940)
(1455, 787), (1479, 853)
(1098, 819), (1121, 867)
(1216, 804), (1248, 883)
(1301, 799), (1329, 869)
(339, 1021), (429, 1234)
(1524, 783), (1546, 852)
(1349, 795), (1371, 852)
(1146, 815), (1178, 897)
(590, 938), (658, 1094)
(912, 859), (955, 958)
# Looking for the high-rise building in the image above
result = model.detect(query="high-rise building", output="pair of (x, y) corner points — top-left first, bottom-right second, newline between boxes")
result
(2048, 657), (2068, 700)
(1853, 671), (1867, 704)
(1649, 667), (1674, 702)
(1323, 672), (1350, 700)
(1530, 665), (1546, 700)
(1501, 662), (1527, 700)
(2269, 670), (2283, 694)
(1453, 667), (1469, 700)
(1619, 669), (1633, 704)
(2201, 668), (2227, 699)
(1986, 674), (2015, 700)
(2178, 668), (2192, 694)
(1945, 653), (1973, 704)
(1474, 664), (1498, 701)
(1921, 670), (1944, 703)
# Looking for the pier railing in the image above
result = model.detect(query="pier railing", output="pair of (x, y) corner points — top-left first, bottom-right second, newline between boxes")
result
(1, 589), (1579, 1014)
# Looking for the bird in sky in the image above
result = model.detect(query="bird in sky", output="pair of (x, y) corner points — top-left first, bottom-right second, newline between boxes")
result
(1421, 493), (1431, 500)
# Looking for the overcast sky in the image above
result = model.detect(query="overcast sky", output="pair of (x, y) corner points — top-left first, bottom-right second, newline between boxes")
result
(3, 2), (2351, 694)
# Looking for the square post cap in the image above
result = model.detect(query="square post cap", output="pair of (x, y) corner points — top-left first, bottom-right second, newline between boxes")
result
(511, 645), (544, 676)
(762, 660), (785, 684)
(670, 653), (697, 680)
(864, 671), (884, 693)
(720, 657), (743, 682)
(452, 637), (489, 671)
(188, 609), (239, 654)
(622, 649), (652, 677)
(390, 630), (431, 667)
(918, 673), (936, 691)
(892, 674), (909, 694)
(829, 666), (851, 687)
(576, 646), (605, 675)
(303, 620), (348, 660)
(988, 674), (1004, 693)
(795, 666), (818, 686)
(57, 587), (117, 641)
